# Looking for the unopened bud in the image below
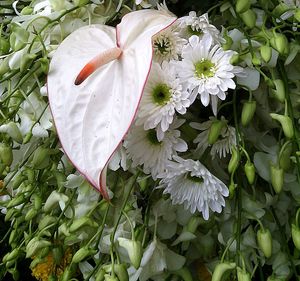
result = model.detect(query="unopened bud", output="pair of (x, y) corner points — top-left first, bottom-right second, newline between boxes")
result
(174, 267), (193, 281)
(0, 38), (10, 55)
(114, 264), (129, 281)
(271, 79), (285, 103)
(241, 100), (256, 127)
(118, 238), (143, 269)
(270, 113), (294, 139)
(25, 208), (38, 221)
(69, 217), (98, 232)
(212, 262), (236, 281)
(236, 0), (251, 13)
(270, 164), (284, 194)
(228, 146), (239, 174)
(7, 194), (26, 208)
(0, 57), (10, 76)
(270, 33), (289, 55)
(20, 6), (33, 15)
(20, 53), (37, 72)
(279, 143), (292, 171)
(208, 120), (225, 145)
(72, 247), (96, 263)
(237, 267), (251, 281)
(0, 143), (13, 166)
(252, 53), (261, 66)
(240, 9), (257, 29)
(260, 45), (272, 63)
(31, 146), (50, 168)
(257, 227), (272, 258)
(244, 161), (255, 185)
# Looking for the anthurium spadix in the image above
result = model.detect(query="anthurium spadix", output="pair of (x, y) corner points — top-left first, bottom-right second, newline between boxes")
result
(47, 9), (176, 199)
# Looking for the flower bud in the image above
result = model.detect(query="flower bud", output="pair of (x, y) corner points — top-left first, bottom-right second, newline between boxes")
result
(23, 132), (33, 144)
(69, 217), (98, 232)
(0, 122), (23, 143)
(0, 143), (13, 166)
(279, 143), (292, 171)
(114, 264), (129, 281)
(38, 215), (57, 230)
(236, 0), (251, 13)
(212, 262), (236, 281)
(26, 237), (52, 258)
(208, 120), (225, 144)
(241, 100), (256, 127)
(3, 248), (20, 263)
(257, 227), (272, 258)
(7, 194), (26, 208)
(228, 146), (239, 174)
(72, 247), (97, 263)
(270, 34), (289, 55)
(21, 6), (33, 15)
(237, 267), (251, 281)
(0, 57), (10, 76)
(118, 238), (143, 269)
(95, 268), (106, 281)
(270, 113), (294, 139)
(20, 53), (37, 72)
(9, 229), (18, 245)
(292, 224), (300, 251)
(230, 54), (240, 65)
(240, 9), (257, 29)
(104, 275), (119, 281)
(31, 146), (50, 168)
(174, 267), (193, 281)
(229, 181), (237, 198)
(5, 208), (19, 221)
(251, 53), (261, 66)
(43, 191), (68, 213)
(244, 161), (255, 185)
(25, 208), (38, 221)
(271, 79), (285, 103)
(222, 35), (233, 51)
(37, 57), (49, 74)
(60, 266), (73, 281)
(260, 45), (272, 63)
(270, 164), (284, 194)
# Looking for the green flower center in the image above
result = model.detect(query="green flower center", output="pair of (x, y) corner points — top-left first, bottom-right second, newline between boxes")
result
(194, 59), (215, 78)
(153, 38), (171, 55)
(187, 25), (203, 36)
(151, 83), (171, 106)
(186, 172), (204, 183)
(146, 129), (161, 146)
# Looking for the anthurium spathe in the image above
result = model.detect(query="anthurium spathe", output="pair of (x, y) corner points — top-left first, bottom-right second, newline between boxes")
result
(47, 9), (176, 199)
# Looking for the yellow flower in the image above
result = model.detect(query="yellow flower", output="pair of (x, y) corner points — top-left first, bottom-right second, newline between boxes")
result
(31, 248), (72, 281)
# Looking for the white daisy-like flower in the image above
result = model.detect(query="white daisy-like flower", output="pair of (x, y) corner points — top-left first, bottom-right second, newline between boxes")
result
(152, 26), (186, 63)
(190, 117), (237, 159)
(158, 156), (229, 220)
(176, 34), (240, 115)
(178, 12), (223, 43)
(136, 62), (191, 140)
(123, 121), (187, 179)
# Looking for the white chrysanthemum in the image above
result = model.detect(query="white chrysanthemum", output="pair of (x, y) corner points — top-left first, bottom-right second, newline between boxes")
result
(123, 122), (187, 179)
(152, 26), (186, 63)
(178, 12), (223, 43)
(177, 34), (240, 115)
(190, 117), (236, 159)
(158, 156), (229, 220)
(136, 62), (191, 140)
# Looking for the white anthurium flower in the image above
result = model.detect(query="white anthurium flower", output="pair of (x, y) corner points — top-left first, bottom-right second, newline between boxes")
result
(190, 117), (237, 159)
(158, 156), (229, 220)
(48, 9), (177, 199)
(178, 11), (224, 44)
(176, 34), (242, 115)
(136, 62), (191, 139)
(152, 25), (186, 63)
(123, 120), (188, 179)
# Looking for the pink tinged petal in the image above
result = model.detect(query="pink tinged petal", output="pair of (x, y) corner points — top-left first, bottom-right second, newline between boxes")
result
(48, 10), (176, 199)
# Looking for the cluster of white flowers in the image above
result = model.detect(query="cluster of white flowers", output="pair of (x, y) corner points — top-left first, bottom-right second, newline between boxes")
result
(115, 10), (243, 220)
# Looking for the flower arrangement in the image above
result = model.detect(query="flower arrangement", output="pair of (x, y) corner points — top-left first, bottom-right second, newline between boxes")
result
(0, 0), (300, 280)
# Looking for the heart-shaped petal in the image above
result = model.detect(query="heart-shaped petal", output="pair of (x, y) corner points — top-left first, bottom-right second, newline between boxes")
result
(48, 10), (176, 198)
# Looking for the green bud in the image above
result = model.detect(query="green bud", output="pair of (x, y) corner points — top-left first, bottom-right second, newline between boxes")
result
(5, 208), (20, 221)
(0, 143), (13, 166)
(23, 132), (33, 144)
(270, 164), (284, 194)
(230, 54), (240, 65)
(212, 262), (236, 281)
(0, 38), (10, 55)
(7, 194), (26, 208)
(251, 53), (261, 66)
(60, 266), (73, 281)
(270, 33), (289, 55)
(26, 237), (51, 258)
(240, 9), (257, 29)
(37, 57), (49, 74)
(222, 35), (233, 51)
(236, 0), (251, 14)
(173, 267), (193, 281)
(33, 194), (42, 210)
(72, 247), (96, 264)
(104, 275), (119, 281)
(20, 53), (37, 72)
(271, 79), (285, 103)
(237, 267), (251, 281)
(25, 208), (38, 221)
(3, 248), (20, 263)
(270, 113), (294, 139)
(292, 224), (300, 251)
(241, 100), (256, 127)
(208, 120), (225, 144)
(279, 143), (292, 171)
(32, 146), (50, 168)
(95, 268), (106, 281)
(257, 227), (272, 258)
(69, 217), (98, 232)
(118, 238), (143, 269)
(229, 181), (237, 198)
(20, 6), (33, 15)
(228, 146), (239, 174)
(5, 260), (16, 269)
(23, 168), (35, 182)
(9, 229), (18, 245)
(244, 161), (255, 185)
(260, 45), (272, 63)
(10, 25), (29, 51)
(114, 264), (129, 281)
(38, 215), (56, 230)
